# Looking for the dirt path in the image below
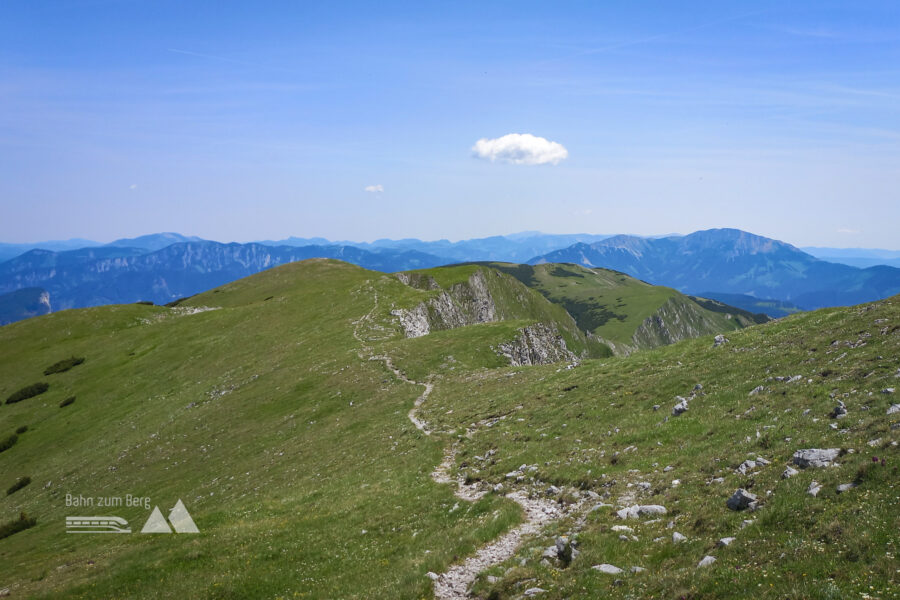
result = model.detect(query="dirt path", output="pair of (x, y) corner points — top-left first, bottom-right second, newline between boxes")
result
(354, 283), (574, 599)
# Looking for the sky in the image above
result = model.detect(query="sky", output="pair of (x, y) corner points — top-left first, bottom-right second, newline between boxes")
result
(1, 1), (899, 247)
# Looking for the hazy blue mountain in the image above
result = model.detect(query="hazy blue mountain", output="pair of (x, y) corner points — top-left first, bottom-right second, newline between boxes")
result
(801, 247), (900, 268)
(106, 232), (205, 251)
(266, 232), (613, 263)
(530, 228), (900, 311)
(0, 238), (102, 263)
(694, 292), (803, 319)
(0, 242), (451, 323)
(0, 287), (51, 325)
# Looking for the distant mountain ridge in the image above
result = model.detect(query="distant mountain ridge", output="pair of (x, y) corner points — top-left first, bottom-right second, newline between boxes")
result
(0, 241), (450, 316)
(530, 228), (900, 311)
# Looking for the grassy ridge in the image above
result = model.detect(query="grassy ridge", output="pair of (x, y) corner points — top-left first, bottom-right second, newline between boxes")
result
(0, 258), (896, 599)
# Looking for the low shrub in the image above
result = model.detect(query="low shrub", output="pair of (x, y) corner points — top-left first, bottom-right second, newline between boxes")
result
(5, 382), (49, 404)
(59, 396), (76, 408)
(44, 356), (85, 375)
(15, 425), (28, 434)
(0, 434), (18, 453)
(134, 300), (154, 306)
(6, 476), (31, 496)
(0, 513), (37, 540)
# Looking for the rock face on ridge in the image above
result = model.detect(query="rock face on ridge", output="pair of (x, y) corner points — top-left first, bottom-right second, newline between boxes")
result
(391, 270), (498, 338)
(495, 323), (577, 366)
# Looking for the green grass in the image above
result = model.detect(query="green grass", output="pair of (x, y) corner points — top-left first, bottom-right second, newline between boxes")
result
(478, 262), (756, 352)
(0, 258), (896, 599)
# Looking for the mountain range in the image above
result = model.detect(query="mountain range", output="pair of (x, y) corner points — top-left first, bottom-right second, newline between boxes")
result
(1, 229), (899, 325)
(531, 228), (900, 311)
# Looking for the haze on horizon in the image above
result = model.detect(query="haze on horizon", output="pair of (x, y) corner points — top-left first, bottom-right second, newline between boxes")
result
(2, 1), (899, 248)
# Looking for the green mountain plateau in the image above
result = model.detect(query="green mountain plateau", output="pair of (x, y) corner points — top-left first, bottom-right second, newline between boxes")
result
(0, 259), (897, 599)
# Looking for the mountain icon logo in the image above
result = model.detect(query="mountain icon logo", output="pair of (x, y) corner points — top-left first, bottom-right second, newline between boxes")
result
(140, 499), (199, 534)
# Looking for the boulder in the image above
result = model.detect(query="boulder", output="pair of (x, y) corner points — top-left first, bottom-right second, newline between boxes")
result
(792, 448), (841, 468)
(726, 488), (757, 511)
(524, 588), (547, 597)
(698, 555), (717, 568)
(887, 404), (900, 415)
(717, 537), (736, 547)
(749, 385), (766, 396)
(617, 504), (667, 519)
(672, 532), (687, 543)
(781, 466), (799, 479)
(713, 334), (728, 347)
(836, 482), (858, 493)
(672, 397), (689, 416)
(592, 564), (623, 575)
(807, 481), (822, 497)
(830, 400), (848, 419)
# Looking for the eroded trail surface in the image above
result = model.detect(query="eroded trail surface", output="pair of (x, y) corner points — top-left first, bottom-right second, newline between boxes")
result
(354, 283), (575, 599)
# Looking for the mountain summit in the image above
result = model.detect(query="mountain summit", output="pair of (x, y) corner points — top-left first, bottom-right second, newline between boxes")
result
(531, 228), (900, 310)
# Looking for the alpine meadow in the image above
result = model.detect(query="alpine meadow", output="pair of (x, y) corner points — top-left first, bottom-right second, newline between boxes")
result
(2, 2), (900, 599)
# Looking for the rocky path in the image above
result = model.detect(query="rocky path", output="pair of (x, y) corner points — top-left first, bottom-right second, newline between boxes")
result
(354, 284), (573, 599)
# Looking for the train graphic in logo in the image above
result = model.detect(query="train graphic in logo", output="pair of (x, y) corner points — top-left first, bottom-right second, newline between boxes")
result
(65, 516), (131, 534)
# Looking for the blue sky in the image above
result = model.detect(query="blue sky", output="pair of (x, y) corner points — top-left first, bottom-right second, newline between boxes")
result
(2, 1), (899, 247)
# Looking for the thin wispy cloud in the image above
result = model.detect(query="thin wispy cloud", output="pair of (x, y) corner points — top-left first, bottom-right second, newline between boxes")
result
(837, 228), (861, 234)
(364, 184), (384, 193)
(472, 134), (568, 166)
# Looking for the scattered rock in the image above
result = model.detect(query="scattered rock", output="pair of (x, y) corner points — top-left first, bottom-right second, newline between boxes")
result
(737, 459), (758, 475)
(524, 588), (547, 596)
(726, 488), (758, 511)
(663, 465), (674, 472)
(830, 400), (848, 419)
(717, 537), (736, 547)
(882, 388), (896, 394)
(672, 532), (687, 543)
(867, 439), (882, 447)
(887, 404), (900, 415)
(611, 525), (633, 533)
(652, 404), (661, 411)
(782, 466), (799, 479)
(426, 572), (439, 581)
(749, 385), (766, 396)
(592, 564), (623, 575)
(836, 482), (858, 493)
(740, 519), (755, 529)
(713, 334), (728, 348)
(792, 448), (841, 468)
(616, 505), (667, 519)
(555, 536), (578, 564)
(672, 397), (689, 416)
(630, 566), (646, 573)
(807, 481), (822, 497)
(698, 555), (717, 568)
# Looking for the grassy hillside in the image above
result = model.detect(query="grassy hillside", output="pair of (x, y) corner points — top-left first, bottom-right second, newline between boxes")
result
(475, 262), (761, 353)
(0, 259), (897, 599)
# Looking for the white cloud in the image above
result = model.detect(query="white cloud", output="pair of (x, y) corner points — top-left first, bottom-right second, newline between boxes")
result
(364, 184), (384, 193)
(836, 227), (860, 234)
(129, 184), (138, 190)
(472, 133), (568, 165)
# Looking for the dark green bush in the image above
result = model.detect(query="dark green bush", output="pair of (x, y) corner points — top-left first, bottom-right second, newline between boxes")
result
(44, 356), (85, 375)
(6, 476), (31, 496)
(15, 425), (28, 434)
(134, 300), (154, 306)
(0, 513), (37, 540)
(59, 396), (76, 408)
(0, 434), (19, 453)
(5, 382), (49, 404)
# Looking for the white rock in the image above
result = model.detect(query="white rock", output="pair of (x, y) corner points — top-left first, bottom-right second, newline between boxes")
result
(717, 537), (736, 547)
(592, 564), (623, 574)
(673, 532), (687, 543)
(782, 466), (799, 479)
(792, 448), (841, 468)
(807, 481), (822, 497)
(524, 588), (547, 596)
(698, 555), (717, 568)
